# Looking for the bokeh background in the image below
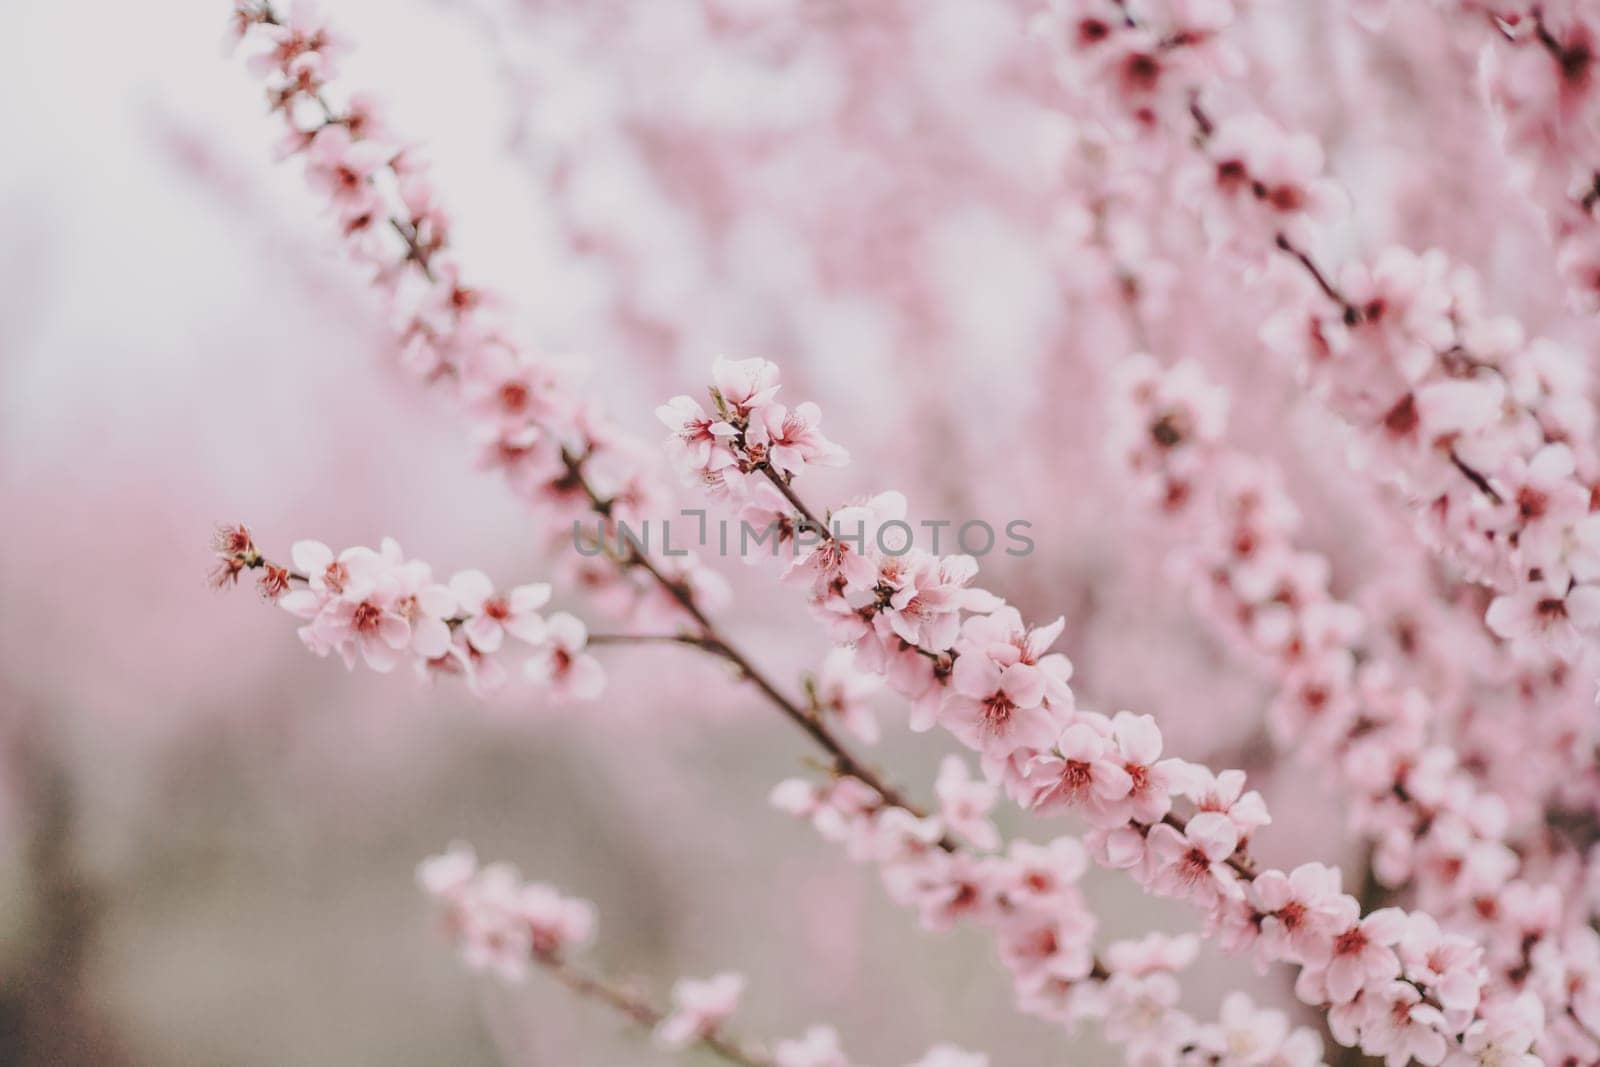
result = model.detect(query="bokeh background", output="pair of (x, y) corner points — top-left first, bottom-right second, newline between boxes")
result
(0, 0), (1578, 1064)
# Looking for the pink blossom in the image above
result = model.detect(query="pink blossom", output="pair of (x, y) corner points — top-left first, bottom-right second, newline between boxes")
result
(709, 357), (781, 421)
(657, 393), (740, 485)
(1250, 863), (1348, 967)
(1196, 992), (1321, 1067)
(813, 647), (882, 745)
(773, 1025), (851, 1067)
(524, 612), (605, 699)
(1002, 836), (1088, 910)
(416, 841), (478, 903)
(305, 547), (412, 672)
(1359, 981), (1449, 1067)
(870, 552), (1001, 653)
(1100, 712), (1185, 826)
(1144, 812), (1243, 908)
(940, 639), (1061, 760)
(1399, 914), (1485, 1019)
(934, 756), (1000, 850)
(1447, 995), (1543, 1067)
(304, 124), (388, 207)
(1485, 578), (1600, 657)
(655, 972), (745, 1049)
(518, 881), (596, 959)
(745, 400), (849, 478)
(1185, 767), (1272, 841)
(1026, 721), (1134, 816)
(448, 569), (551, 653)
(1298, 905), (1406, 1005)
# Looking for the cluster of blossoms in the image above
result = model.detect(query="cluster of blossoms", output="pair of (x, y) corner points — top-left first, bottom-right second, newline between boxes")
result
(1035, 0), (1600, 669)
(1110, 353), (1600, 1058)
(417, 842), (598, 982)
(662, 356), (1537, 1064)
(209, 526), (603, 697)
(1410, 0), (1600, 310)
(416, 844), (987, 1067)
(657, 357), (849, 499)
(774, 767), (1327, 1065)
(227, 0), (724, 627)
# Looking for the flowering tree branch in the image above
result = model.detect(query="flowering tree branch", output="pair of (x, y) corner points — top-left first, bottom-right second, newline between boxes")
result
(416, 843), (991, 1067)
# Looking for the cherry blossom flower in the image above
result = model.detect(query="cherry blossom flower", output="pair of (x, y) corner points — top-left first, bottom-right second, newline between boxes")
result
(1447, 995), (1543, 1067)
(1250, 863), (1348, 968)
(1002, 837), (1088, 910)
(1197, 992), (1324, 1067)
(773, 1025), (851, 1067)
(1144, 811), (1243, 908)
(655, 972), (745, 1049)
(941, 638), (1062, 760)
(812, 647), (883, 745)
(1026, 721), (1133, 817)
(935, 756), (1001, 851)
(448, 570), (550, 653)
(1359, 981), (1450, 1067)
(745, 400), (849, 478)
(1298, 906), (1407, 1006)
(524, 612), (605, 700)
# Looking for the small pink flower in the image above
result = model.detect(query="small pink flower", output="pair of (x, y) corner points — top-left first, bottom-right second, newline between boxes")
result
(417, 842), (478, 903)
(1338, 248), (1455, 383)
(910, 850), (1000, 933)
(773, 1025), (850, 1067)
(1250, 862), (1347, 967)
(247, 0), (347, 79)
(953, 608), (1075, 711)
(524, 612), (605, 700)
(871, 552), (1002, 653)
(1100, 712), (1185, 826)
(935, 756), (1000, 850)
(1100, 969), (1193, 1057)
(1026, 721), (1134, 816)
(308, 547), (413, 672)
(709, 357), (782, 420)
(941, 645), (1061, 760)
(1300, 905), (1406, 1005)
(1398, 913), (1484, 1018)
(657, 394), (740, 480)
(518, 882), (596, 959)
(655, 973), (745, 1049)
(1197, 992), (1319, 1065)
(788, 491), (902, 598)
(1486, 578), (1600, 656)
(1448, 995), (1543, 1067)
(813, 647), (882, 745)
(1185, 766), (1271, 841)
(745, 400), (849, 477)
(463, 341), (565, 434)
(1002, 836), (1088, 910)
(997, 910), (1094, 986)
(1144, 812), (1242, 908)
(1359, 981), (1449, 1067)
(305, 125), (388, 207)
(449, 570), (551, 653)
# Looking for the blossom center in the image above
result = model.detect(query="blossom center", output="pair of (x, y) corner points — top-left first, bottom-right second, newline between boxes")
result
(1332, 926), (1368, 958)
(352, 601), (383, 634)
